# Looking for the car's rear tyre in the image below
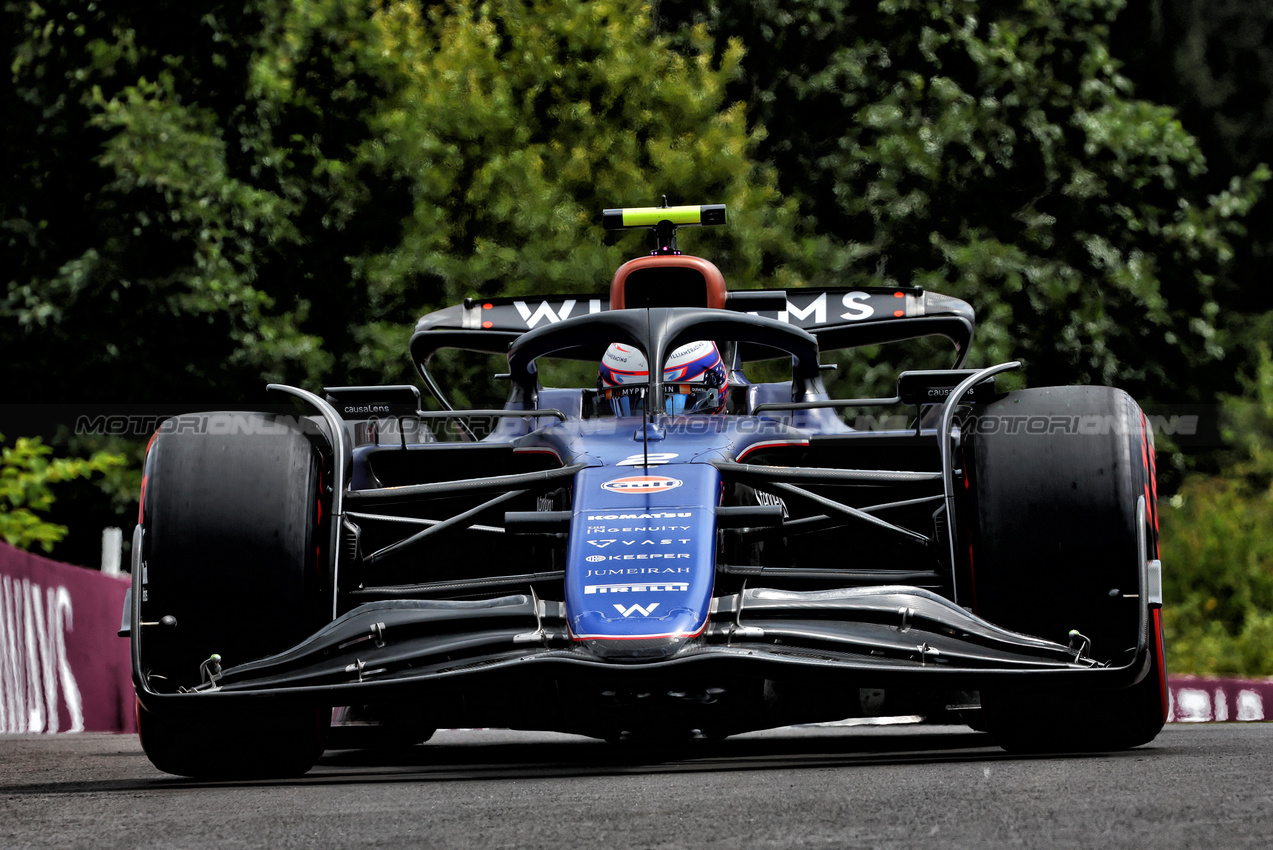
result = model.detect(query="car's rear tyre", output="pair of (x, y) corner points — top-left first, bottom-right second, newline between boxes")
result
(962, 387), (1167, 752)
(136, 412), (331, 777)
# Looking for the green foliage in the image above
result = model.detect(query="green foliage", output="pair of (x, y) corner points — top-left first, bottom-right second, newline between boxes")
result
(1160, 478), (1273, 675)
(1160, 344), (1273, 674)
(1112, 0), (1273, 183)
(3, 0), (335, 401)
(1111, 0), (1273, 375)
(342, 0), (806, 393)
(8, 0), (1260, 404)
(657, 0), (1267, 400)
(0, 433), (126, 553)
(2, 0), (797, 400)
(346, 0), (798, 379)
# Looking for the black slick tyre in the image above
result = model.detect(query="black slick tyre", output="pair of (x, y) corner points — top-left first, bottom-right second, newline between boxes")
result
(136, 412), (331, 778)
(962, 387), (1167, 752)
(138, 700), (330, 780)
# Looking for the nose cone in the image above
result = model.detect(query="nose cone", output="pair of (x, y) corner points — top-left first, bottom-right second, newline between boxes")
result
(565, 465), (719, 659)
(580, 605), (705, 661)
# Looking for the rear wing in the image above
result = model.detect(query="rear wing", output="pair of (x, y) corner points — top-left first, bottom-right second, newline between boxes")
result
(410, 287), (975, 366)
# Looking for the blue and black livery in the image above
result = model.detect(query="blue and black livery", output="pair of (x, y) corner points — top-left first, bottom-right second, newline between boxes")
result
(125, 203), (1169, 777)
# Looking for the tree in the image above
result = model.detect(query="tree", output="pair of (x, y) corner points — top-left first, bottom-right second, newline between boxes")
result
(1111, 0), (1273, 192)
(1159, 340), (1273, 674)
(0, 434), (124, 553)
(655, 0), (1267, 404)
(339, 0), (802, 388)
(3, 0), (798, 406)
(3, 1), (339, 403)
(1109, 0), (1273, 402)
(3, 0), (798, 554)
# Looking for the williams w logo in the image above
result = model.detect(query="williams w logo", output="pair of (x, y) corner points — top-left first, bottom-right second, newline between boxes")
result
(613, 602), (659, 618)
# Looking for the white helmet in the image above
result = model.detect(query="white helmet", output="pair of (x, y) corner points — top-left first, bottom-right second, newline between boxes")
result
(598, 341), (727, 416)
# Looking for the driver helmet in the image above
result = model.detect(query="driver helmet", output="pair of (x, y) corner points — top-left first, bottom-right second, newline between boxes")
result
(599, 340), (727, 416)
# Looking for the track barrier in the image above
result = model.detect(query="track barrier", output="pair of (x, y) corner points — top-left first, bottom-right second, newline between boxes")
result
(0, 542), (134, 733)
(1168, 675), (1273, 723)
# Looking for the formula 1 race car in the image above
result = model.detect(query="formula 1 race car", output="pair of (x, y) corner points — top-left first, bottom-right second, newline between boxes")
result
(123, 204), (1167, 778)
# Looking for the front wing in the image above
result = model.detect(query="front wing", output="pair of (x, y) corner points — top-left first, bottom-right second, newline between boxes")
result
(130, 582), (1155, 710)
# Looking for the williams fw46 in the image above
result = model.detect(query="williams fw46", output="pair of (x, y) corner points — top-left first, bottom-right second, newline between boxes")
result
(124, 204), (1167, 778)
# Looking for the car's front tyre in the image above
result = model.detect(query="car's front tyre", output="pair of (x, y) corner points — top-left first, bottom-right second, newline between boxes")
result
(962, 386), (1167, 752)
(135, 412), (331, 778)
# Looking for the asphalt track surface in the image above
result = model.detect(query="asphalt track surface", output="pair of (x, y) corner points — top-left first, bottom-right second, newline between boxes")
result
(1, 722), (1269, 849)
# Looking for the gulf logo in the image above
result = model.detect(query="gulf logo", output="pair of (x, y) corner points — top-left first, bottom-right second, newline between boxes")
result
(601, 475), (684, 494)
